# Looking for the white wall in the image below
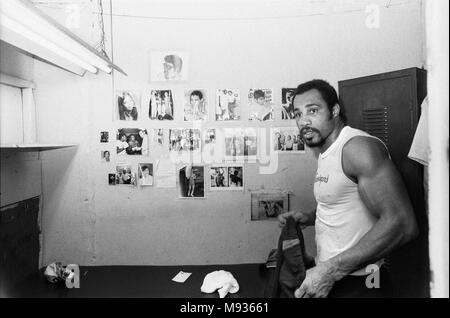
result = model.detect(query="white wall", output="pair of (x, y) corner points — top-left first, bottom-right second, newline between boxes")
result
(34, 0), (425, 266)
(426, 0), (449, 298)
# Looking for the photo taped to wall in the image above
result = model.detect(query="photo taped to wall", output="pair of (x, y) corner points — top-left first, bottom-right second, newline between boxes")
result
(224, 128), (258, 161)
(100, 131), (109, 143)
(169, 129), (201, 152)
(228, 166), (243, 189)
(202, 128), (219, 161)
(210, 166), (228, 189)
(108, 173), (116, 185)
(150, 51), (189, 82)
(216, 89), (241, 121)
(138, 163), (154, 186)
(281, 88), (296, 120)
(115, 164), (137, 186)
(251, 192), (289, 221)
(184, 89), (208, 121)
(149, 90), (174, 120)
(178, 164), (205, 198)
(273, 127), (305, 153)
(210, 165), (244, 190)
(101, 150), (111, 163)
(115, 90), (141, 121)
(248, 88), (274, 121)
(116, 128), (149, 156)
(152, 128), (165, 147)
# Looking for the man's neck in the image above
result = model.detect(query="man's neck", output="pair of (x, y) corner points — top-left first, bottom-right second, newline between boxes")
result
(319, 121), (345, 154)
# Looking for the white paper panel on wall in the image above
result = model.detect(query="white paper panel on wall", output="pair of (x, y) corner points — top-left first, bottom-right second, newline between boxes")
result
(0, 84), (23, 144)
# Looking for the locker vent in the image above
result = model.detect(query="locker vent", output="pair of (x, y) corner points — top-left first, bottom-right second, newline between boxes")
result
(362, 107), (388, 145)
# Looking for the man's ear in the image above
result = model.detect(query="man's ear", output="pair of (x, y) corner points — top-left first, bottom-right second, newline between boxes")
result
(332, 104), (340, 118)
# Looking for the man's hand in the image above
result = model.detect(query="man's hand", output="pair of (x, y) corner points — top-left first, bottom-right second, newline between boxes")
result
(294, 262), (338, 298)
(277, 211), (311, 228)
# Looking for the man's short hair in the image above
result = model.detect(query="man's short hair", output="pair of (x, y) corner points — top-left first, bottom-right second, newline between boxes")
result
(191, 90), (203, 100)
(253, 90), (265, 100)
(164, 55), (183, 72)
(293, 79), (347, 123)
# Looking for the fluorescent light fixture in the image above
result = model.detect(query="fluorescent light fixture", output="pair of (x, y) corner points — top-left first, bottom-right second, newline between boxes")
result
(0, 14), (98, 74)
(0, 0), (126, 76)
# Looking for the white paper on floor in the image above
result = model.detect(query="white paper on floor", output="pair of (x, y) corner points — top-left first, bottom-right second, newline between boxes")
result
(172, 271), (192, 283)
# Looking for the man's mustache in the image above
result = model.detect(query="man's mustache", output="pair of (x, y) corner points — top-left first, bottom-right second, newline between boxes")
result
(300, 127), (320, 136)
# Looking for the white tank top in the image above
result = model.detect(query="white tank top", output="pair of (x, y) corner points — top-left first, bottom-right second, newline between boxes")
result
(314, 126), (386, 276)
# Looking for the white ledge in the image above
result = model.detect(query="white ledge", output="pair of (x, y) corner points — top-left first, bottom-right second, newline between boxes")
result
(0, 143), (78, 151)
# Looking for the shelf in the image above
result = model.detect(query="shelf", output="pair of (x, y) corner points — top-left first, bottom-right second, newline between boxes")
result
(0, 143), (78, 151)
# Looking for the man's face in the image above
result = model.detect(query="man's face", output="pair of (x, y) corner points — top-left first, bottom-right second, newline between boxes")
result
(293, 89), (335, 148)
(123, 93), (135, 110)
(190, 95), (201, 107)
(104, 152), (110, 160)
(163, 62), (175, 79)
(256, 97), (265, 106)
(286, 93), (293, 103)
(142, 168), (149, 177)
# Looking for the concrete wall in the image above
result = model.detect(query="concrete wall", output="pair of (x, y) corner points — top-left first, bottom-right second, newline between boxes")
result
(33, 0), (425, 266)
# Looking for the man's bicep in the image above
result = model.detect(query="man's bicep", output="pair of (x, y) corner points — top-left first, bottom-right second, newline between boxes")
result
(343, 137), (413, 219)
(357, 160), (413, 219)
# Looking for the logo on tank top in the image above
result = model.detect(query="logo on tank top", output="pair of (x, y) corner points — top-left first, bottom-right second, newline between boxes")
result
(315, 174), (329, 185)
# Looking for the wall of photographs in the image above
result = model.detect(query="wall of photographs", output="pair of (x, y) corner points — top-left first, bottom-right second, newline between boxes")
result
(34, 0), (424, 266)
(102, 85), (307, 189)
(94, 48), (321, 264)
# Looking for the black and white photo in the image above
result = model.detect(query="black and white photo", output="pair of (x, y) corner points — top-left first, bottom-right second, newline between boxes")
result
(108, 173), (116, 185)
(281, 88), (296, 120)
(248, 88), (274, 121)
(101, 150), (111, 162)
(210, 166), (228, 189)
(152, 128), (165, 147)
(178, 164), (204, 198)
(202, 128), (218, 160)
(149, 90), (174, 120)
(210, 165), (243, 190)
(115, 90), (140, 121)
(115, 164), (137, 186)
(2, 0), (446, 301)
(138, 163), (154, 186)
(169, 129), (201, 152)
(116, 128), (149, 156)
(273, 127), (305, 153)
(251, 192), (288, 221)
(100, 131), (109, 143)
(184, 89), (208, 121)
(216, 89), (241, 121)
(150, 51), (189, 82)
(224, 128), (244, 160)
(224, 128), (257, 160)
(228, 166), (243, 189)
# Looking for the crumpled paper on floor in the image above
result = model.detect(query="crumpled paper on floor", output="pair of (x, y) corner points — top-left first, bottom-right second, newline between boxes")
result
(200, 270), (239, 298)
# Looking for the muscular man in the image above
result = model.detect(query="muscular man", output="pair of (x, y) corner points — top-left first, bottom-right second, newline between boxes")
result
(278, 79), (418, 298)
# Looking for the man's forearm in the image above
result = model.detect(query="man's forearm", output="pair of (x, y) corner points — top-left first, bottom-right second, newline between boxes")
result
(325, 215), (409, 280)
(295, 208), (316, 226)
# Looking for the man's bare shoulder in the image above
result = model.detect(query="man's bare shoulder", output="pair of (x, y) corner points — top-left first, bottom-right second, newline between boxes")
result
(342, 136), (390, 178)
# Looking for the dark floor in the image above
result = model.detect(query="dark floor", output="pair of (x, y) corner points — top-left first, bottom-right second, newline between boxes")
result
(8, 264), (268, 298)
